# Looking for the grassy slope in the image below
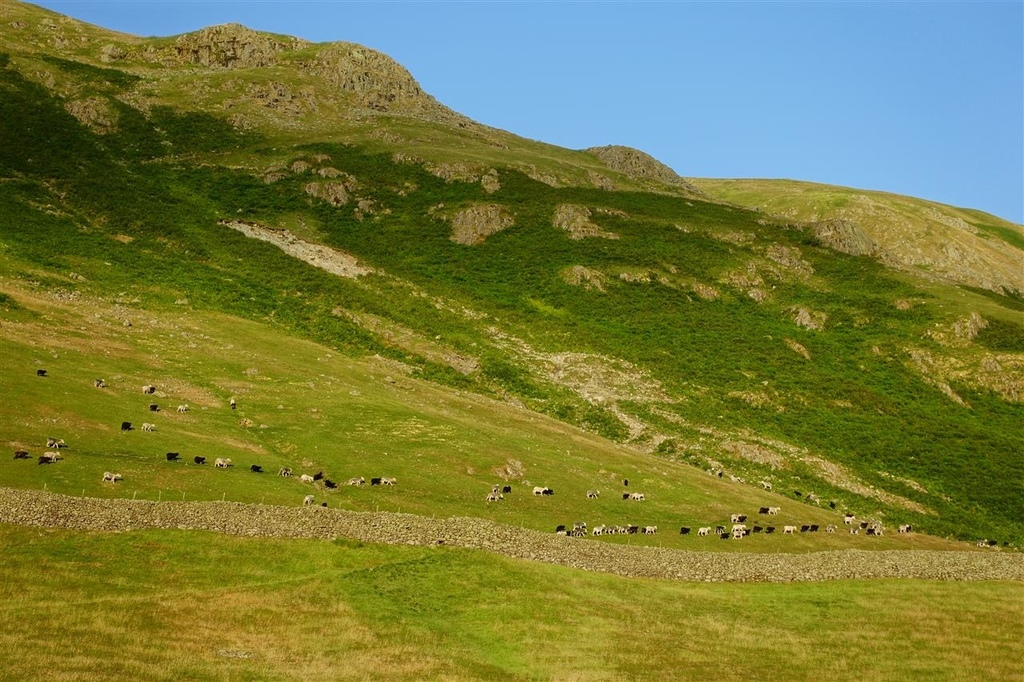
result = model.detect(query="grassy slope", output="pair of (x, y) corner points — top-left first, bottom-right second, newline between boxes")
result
(1, 6), (1022, 547)
(1, 523), (1021, 681)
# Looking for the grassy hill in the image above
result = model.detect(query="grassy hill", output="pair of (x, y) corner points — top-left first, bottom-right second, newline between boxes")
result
(1, 2), (1023, 677)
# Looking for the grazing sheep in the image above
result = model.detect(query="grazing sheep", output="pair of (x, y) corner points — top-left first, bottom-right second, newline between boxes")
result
(642, 526), (658, 535)
(730, 514), (747, 523)
(826, 524), (837, 533)
(783, 525), (797, 534)
(732, 526), (746, 539)
(628, 492), (645, 501)
(767, 506), (780, 515)
(622, 493), (631, 500)
(714, 525), (726, 535)
(94, 379), (106, 388)
(382, 477), (397, 486)
(303, 494), (315, 506)
(36, 369), (47, 377)
(806, 493), (820, 505)
(586, 489), (600, 499)
(758, 507), (771, 515)
(13, 450), (30, 460)
(194, 456), (206, 465)
(371, 478), (383, 486)
(120, 421), (132, 431)
(626, 525), (639, 535)
(698, 527), (711, 537)
(592, 525), (606, 536)
(844, 513), (856, 525)
(486, 492), (504, 502)
(753, 526), (764, 533)
(313, 471), (324, 482)
(679, 527), (691, 535)
(623, 478), (629, 486)
(347, 477), (365, 486)
(570, 522), (588, 537)
(899, 524), (913, 534)
(765, 526), (776, 534)
(46, 438), (65, 449)
(214, 458), (232, 468)
(148, 404), (159, 412)
(37, 452), (61, 464)
(760, 480), (773, 491)
(141, 423), (155, 432)
(176, 404), (189, 413)
(555, 525), (567, 535)
(102, 472), (122, 483)
(165, 452), (180, 462)
(142, 385), (156, 394)
(299, 474), (314, 484)
(533, 486), (553, 496)
(229, 398), (236, 409)
(278, 467), (293, 477)
(250, 464), (263, 473)
(323, 480), (337, 490)
(849, 527), (860, 535)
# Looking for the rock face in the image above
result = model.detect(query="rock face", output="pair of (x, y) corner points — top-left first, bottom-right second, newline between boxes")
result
(585, 145), (700, 194)
(553, 204), (619, 240)
(812, 218), (878, 256)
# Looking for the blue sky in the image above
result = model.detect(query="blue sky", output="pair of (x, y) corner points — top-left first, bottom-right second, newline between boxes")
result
(30, 1), (1024, 223)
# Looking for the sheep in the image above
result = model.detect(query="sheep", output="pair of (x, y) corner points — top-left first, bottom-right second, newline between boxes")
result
(250, 464), (263, 473)
(730, 514), (747, 523)
(899, 524), (913, 534)
(501, 485), (511, 494)
(628, 492), (645, 501)
(732, 526), (746, 539)
(382, 477), (397, 486)
(698, 527), (711, 537)
(313, 471), (324, 481)
(642, 526), (658, 535)
(586, 489), (600, 499)
(229, 398), (236, 410)
(120, 422), (132, 431)
(806, 493), (820, 505)
(102, 472), (122, 483)
(142, 385), (156, 394)
(36, 369), (47, 377)
(46, 438), (66, 449)
(783, 525), (797, 534)
(760, 480), (773, 491)
(148, 404), (160, 412)
(299, 474), (314, 484)
(94, 379), (106, 388)
(165, 452), (180, 462)
(532, 486), (553, 496)
(570, 522), (588, 537)
(13, 450), (30, 460)
(194, 456), (206, 465)
(323, 480), (338, 489)
(679, 527), (691, 535)
(826, 524), (837, 533)
(767, 506), (780, 515)
(592, 525), (606, 536)
(486, 492), (504, 502)
(347, 477), (365, 486)
(37, 452), (61, 464)
(214, 458), (232, 468)
(176, 404), (189, 413)
(141, 423), (155, 432)
(303, 494), (315, 506)
(714, 525), (726, 535)
(278, 467), (293, 477)
(371, 478), (383, 486)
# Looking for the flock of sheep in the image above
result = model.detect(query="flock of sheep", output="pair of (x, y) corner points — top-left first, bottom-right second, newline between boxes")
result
(17, 370), (398, 507)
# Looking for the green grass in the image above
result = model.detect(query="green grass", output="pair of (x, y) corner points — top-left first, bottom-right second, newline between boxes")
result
(1, 523), (1021, 681)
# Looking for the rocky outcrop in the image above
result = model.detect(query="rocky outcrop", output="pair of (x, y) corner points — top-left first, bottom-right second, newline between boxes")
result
(553, 204), (619, 240)
(447, 204), (515, 245)
(220, 220), (372, 278)
(811, 218), (878, 256)
(585, 145), (701, 194)
(169, 23), (307, 69)
(0, 488), (1020, 583)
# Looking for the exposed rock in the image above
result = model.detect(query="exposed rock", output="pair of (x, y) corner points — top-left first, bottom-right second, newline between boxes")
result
(64, 96), (117, 134)
(766, 245), (814, 277)
(553, 204), (619, 240)
(304, 181), (351, 207)
(811, 219), (878, 256)
(692, 283), (720, 300)
(585, 145), (700, 194)
(953, 312), (988, 341)
(790, 306), (827, 331)
(220, 220), (372, 278)
(447, 204), (515, 245)
(563, 266), (608, 292)
(99, 43), (126, 63)
(785, 338), (811, 360)
(170, 23), (306, 69)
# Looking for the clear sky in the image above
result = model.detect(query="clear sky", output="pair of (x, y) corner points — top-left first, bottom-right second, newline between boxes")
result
(29, 0), (1024, 223)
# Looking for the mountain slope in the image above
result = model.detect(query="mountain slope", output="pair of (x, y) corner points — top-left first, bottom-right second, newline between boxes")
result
(1, 0), (1022, 548)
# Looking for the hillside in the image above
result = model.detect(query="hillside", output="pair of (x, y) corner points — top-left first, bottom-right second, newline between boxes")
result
(2, 0), (1023, 551)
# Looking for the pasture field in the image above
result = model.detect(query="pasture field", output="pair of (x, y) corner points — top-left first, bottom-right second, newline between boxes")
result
(1, 523), (1021, 681)
(0, 279), (975, 554)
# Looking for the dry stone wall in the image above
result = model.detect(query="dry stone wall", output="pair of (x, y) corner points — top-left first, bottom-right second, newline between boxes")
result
(1, 488), (1021, 583)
